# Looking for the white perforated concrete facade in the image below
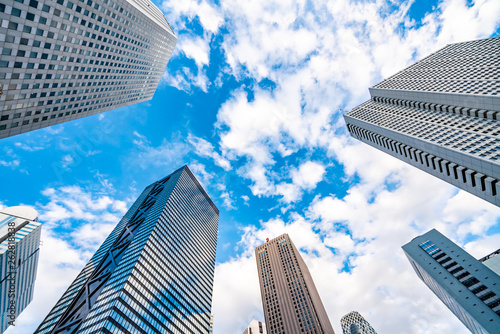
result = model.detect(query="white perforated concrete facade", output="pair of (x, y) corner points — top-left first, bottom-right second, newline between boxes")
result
(340, 312), (377, 334)
(344, 37), (500, 206)
(403, 229), (500, 334)
(0, 0), (176, 139)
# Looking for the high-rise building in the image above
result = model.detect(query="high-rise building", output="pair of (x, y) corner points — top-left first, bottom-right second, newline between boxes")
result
(209, 313), (214, 334)
(344, 37), (500, 206)
(480, 249), (500, 276)
(402, 229), (500, 334)
(0, 0), (177, 139)
(255, 234), (335, 334)
(0, 206), (41, 333)
(243, 319), (267, 334)
(340, 311), (377, 334)
(34, 165), (219, 334)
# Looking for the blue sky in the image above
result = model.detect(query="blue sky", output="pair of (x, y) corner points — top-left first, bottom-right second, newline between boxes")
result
(2, 0), (500, 333)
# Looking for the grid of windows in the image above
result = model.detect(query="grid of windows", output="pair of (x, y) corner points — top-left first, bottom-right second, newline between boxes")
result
(346, 123), (499, 205)
(0, 0), (176, 138)
(340, 311), (377, 334)
(348, 99), (500, 161)
(35, 166), (218, 334)
(372, 37), (499, 95)
(344, 37), (500, 207)
(256, 234), (334, 334)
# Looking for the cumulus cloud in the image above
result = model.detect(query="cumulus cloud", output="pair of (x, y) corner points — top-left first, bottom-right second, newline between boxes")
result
(206, 0), (500, 204)
(201, 1), (500, 330)
(188, 134), (231, 170)
(212, 170), (500, 333)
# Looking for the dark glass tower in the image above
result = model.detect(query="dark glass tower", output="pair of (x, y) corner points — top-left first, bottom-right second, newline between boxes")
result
(34, 165), (219, 334)
(255, 234), (335, 334)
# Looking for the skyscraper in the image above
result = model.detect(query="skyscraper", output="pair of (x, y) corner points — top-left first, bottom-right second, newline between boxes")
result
(402, 229), (500, 334)
(0, 0), (177, 139)
(255, 234), (335, 334)
(243, 319), (267, 334)
(480, 249), (500, 275)
(34, 165), (219, 334)
(340, 311), (377, 334)
(0, 206), (41, 333)
(344, 37), (500, 206)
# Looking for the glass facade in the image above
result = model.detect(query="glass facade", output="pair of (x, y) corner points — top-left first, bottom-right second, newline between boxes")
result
(402, 229), (500, 334)
(0, 0), (177, 139)
(34, 165), (219, 334)
(0, 206), (41, 334)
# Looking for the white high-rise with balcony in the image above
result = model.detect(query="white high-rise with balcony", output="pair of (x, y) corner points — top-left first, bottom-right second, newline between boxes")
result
(344, 37), (500, 206)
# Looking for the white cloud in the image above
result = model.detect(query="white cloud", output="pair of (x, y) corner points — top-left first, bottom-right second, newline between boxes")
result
(178, 36), (210, 68)
(275, 161), (327, 203)
(291, 161), (326, 189)
(162, 66), (209, 92)
(161, 0), (224, 34)
(211, 0), (500, 205)
(0, 159), (20, 168)
(130, 131), (190, 170)
(13, 142), (44, 151)
(213, 172), (500, 333)
(188, 134), (231, 170)
(39, 186), (126, 227)
(60, 154), (74, 169)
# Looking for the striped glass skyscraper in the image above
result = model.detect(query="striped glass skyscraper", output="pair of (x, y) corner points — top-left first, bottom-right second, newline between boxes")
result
(34, 165), (219, 334)
(255, 234), (335, 334)
(340, 311), (377, 334)
(402, 229), (500, 334)
(0, 0), (177, 139)
(344, 37), (500, 206)
(0, 206), (41, 334)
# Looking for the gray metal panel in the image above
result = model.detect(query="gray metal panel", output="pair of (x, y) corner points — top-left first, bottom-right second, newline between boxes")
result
(402, 229), (500, 334)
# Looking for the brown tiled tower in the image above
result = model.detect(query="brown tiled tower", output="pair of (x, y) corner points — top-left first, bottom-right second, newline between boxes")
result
(255, 234), (335, 334)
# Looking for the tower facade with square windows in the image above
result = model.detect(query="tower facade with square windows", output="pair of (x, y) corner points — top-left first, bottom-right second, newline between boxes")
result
(402, 229), (500, 334)
(255, 234), (335, 334)
(0, 0), (176, 139)
(344, 37), (500, 206)
(34, 166), (219, 334)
